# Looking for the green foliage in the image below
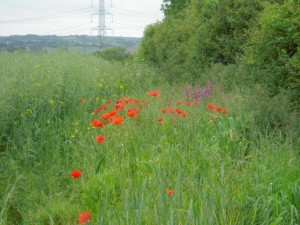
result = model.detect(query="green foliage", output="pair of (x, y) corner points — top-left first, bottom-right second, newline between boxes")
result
(94, 46), (131, 62)
(244, 1), (300, 106)
(140, 0), (300, 111)
(138, 23), (161, 65)
(161, 0), (191, 16)
(0, 51), (300, 224)
(139, 0), (277, 81)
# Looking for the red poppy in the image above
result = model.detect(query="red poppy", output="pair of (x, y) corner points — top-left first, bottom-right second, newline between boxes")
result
(167, 188), (173, 196)
(127, 108), (139, 117)
(96, 136), (105, 143)
(181, 113), (188, 118)
(101, 113), (110, 120)
(186, 102), (192, 107)
(194, 101), (200, 105)
(141, 100), (147, 105)
(115, 104), (125, 110)
(112, 116), (124, 125)
(78, 211), (91, 224)
(168, 106), (174, 114)
(125, 98), (136, 104)
(108, 110), (117, 117)
(175, 108), (183, 114)
(215, 106), (222, 112)
(90, 120), (104, 127)
(222, 109), (229, 115)
(157, 117), (163, 122)
(146, 90), (159, 97)
(105, 100), (111, 104)
(161, 108), (166, 114)
(178, 101), (184, 105)
(70, 170), (82, 179)
(207, 103), (214, 110)
(127, 111), (136, 117)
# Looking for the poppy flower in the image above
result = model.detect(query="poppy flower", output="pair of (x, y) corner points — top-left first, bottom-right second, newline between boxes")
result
(78, 211), (91, 224)
(186, 102), (192, 107)
(167, 188), (173, 196)
(181, 113), (188, 118)
(125, 98), (136, 104)
(194, 101), (200, 105)
(101, 113), (110, 120)
(175, 108), (183, 114)
(215, 106), (222, 112)
(96, 136), (105, 143)
(222, 109), (228, 115)
(157, 117), (163, 122)
(178, 101), (184, 105)
(105, 100), (111, 104)
(112, 116), (124, 125)
(127, 108), (139, 117)
(146, 90), (159, 97)
(207, 103), (214, 110)
(161, 108), (166, 114)
(70, 170), (82, 179)
(168, 106), (174, 114)
(108, 110), (117, 117)
(90, 120), (104, 127)
(127, 111), (136, 117)
(141, 100), (147, 105)
(115, 104), (125, 110)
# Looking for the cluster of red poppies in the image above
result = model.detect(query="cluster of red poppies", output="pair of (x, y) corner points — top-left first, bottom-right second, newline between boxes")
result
(71, 90), (229, 224)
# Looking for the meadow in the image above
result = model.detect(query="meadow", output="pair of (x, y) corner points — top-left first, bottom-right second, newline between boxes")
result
(0, 51), (300, 225)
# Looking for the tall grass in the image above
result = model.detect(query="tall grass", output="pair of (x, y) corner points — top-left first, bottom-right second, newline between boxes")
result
(0, 51), (299, 225)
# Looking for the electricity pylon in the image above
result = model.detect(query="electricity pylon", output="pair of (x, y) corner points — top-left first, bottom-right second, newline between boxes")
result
(91, 0), (113, 49)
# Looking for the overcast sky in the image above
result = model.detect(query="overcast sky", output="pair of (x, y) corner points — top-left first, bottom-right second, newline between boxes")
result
(0, 0), (164, 37)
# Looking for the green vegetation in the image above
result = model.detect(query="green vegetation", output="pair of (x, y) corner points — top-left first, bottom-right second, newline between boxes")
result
(0, 35), (140, 53)
(94, 47), (131, 62)
(1, 0), (300, 224)
(244, 1), (300, 105)
(139, 0), (299, 107)
(0, 49), (300, 224)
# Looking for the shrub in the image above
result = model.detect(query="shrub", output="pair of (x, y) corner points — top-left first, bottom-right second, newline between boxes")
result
(94, 47), (131, 62)
(244, 1), (300, 107)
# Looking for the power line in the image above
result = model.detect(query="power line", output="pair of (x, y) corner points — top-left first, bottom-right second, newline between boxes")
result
(113, 22), (144, 29)
(0, 7), (92, 24)
(111, 6), (159, 17)
(45, 23), (91, 34)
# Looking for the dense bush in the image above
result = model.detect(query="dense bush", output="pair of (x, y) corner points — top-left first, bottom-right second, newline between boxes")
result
(139, 0), (281, 81)
(244, 1), (300, 107)
(94, 46), (131, 62)
(161, 0), (191, 16)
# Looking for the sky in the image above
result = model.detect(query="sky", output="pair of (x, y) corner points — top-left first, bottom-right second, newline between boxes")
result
(0, 0), (164, 37)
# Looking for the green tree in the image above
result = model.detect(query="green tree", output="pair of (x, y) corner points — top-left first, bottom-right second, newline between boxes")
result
(140, 0), (275, 80)
(161, 0), (191, 16)
(94, 47), (131, 62)
(244, 0), (300, 106)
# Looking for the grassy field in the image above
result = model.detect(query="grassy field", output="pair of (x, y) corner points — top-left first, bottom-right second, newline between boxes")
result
(0, 51), (299, 225)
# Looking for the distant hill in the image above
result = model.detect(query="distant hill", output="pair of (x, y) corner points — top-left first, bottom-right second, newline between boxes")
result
(0, 35), (141, 53)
